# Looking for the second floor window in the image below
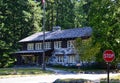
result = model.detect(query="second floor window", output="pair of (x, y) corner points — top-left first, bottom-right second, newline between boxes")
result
(35, 43), (42, 50)
(44, 42), (51, 49)
(54, 41), (61, 49)
(27, 43), (34, 50)
(67, 40), (74, 48)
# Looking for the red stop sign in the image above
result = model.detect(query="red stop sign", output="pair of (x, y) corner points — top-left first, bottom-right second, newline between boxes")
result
(103, 50), (115, 62)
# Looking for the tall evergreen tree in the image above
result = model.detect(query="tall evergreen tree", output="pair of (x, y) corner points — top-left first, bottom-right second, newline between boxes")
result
(73, 0), (120, 65)
(87, 0), (120, 63)
(74, 0), (87, 27)
(45, 0), (76, 30)
(0, 0), (42, 67)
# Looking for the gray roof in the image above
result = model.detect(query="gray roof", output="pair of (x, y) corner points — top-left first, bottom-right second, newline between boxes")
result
(19, 27), (92, 42)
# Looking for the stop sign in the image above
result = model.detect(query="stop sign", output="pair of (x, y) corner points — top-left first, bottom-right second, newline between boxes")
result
(103, 50), (115, 62)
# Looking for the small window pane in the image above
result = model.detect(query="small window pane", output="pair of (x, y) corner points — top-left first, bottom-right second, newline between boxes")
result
(67, 40), (74, 48)
(45, 42), (51, 49)
(35, 43), (42, 50)
(54, 41), (61, 49)
(27, 43), (34, 50)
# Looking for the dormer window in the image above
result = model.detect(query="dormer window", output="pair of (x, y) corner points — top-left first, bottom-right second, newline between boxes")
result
(27, 43), (34, 50)
(67, 40), (74, 48)
(54, 41), (61, 49)
(35, 43), (42, 50)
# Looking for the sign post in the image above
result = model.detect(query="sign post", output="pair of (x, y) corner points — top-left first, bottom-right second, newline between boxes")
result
(107, 62), (110, 83)
(103, 50), (115, 83)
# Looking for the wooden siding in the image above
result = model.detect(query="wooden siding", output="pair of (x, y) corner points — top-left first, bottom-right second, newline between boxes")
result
(62, 40), (67, 48)
(21, 43), (27, 50)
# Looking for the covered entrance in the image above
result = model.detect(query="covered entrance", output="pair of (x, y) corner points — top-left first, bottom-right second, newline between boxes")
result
(14, 50), (53, 66)
(22, 55), (39, 66)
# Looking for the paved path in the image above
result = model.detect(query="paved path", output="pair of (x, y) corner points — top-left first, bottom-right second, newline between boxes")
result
(0, 68), (120, 83)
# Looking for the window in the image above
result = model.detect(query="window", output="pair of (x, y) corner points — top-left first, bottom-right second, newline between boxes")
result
(68, 55), (75, 63)
(44, 42), (51, 49)
(27, 43), (34, 50)
(67, 40), (74, 48)
(54, 41), (61, 49)
(35, 43), (42, 50)
(57, 56), (64, 63)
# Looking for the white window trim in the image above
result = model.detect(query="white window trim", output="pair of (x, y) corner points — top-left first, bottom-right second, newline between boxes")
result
(27, 43), (34, 50)
(45, 42), (51, 49)
(54, 41), (62, 49)
(68, 55), (75, 63)
(57, 56), (64, 63)
(67, 40), (74, 48)
(35, 43), (42, 50)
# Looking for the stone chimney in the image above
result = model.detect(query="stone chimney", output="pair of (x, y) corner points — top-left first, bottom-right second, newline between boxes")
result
(52, 26), (61, 31)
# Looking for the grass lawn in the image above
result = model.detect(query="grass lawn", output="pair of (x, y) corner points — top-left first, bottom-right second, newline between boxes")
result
(49, 65), (120, 74)
(0, 68), (53, 78)
(50, 66), (107, 73)
(100, 75), (120, 83)
(113, 75), (120, 79)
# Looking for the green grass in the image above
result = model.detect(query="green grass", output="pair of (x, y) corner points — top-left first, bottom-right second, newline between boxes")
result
(50, 66), (107, 73)
(49, 64), (120, 74)
(100, 75), (120, 83)
(0, 68), (53, 76)
(112, 75), (120, 80)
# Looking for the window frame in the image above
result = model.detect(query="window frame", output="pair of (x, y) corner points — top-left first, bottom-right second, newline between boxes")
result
(27, 43), (34, 50)
(57, 56), (64, 63)
(35, 43), (42, 50)
(67, 40), (74, 48)
(68, 55), (75, 63)
(54, 41), (62, 49)
(44, 42), (51, 49)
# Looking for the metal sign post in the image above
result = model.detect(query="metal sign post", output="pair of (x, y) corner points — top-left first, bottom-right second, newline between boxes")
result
(103, 50), (115, 83)
(107, 62), (110, 83)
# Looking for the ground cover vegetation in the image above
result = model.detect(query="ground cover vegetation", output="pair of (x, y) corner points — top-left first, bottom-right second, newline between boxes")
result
(49, 65), (120, 74)
(0, 68), (53, 77)
(0, 0), (120, 68)
(100, 75), (120, 83)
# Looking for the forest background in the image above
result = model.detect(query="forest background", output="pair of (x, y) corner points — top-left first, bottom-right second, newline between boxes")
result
(0, 0), (120, 68)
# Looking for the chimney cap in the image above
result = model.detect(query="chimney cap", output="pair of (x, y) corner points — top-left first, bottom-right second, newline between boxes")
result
(52, 26), (61, 31)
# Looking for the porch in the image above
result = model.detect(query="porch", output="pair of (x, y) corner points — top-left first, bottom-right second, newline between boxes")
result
(13, 50), (53, 66)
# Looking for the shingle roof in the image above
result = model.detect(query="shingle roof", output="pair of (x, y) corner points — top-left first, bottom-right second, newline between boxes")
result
(19, 27), (92, 42)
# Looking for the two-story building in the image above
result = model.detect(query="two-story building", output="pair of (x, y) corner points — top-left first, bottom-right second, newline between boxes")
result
(14, 26), (92, 66)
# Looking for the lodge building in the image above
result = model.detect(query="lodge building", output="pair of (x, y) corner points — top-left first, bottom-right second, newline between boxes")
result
(14, 26), (92, 66)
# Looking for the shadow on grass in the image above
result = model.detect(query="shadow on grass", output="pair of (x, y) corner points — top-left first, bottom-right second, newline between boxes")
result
(53, 79), (94, 83)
